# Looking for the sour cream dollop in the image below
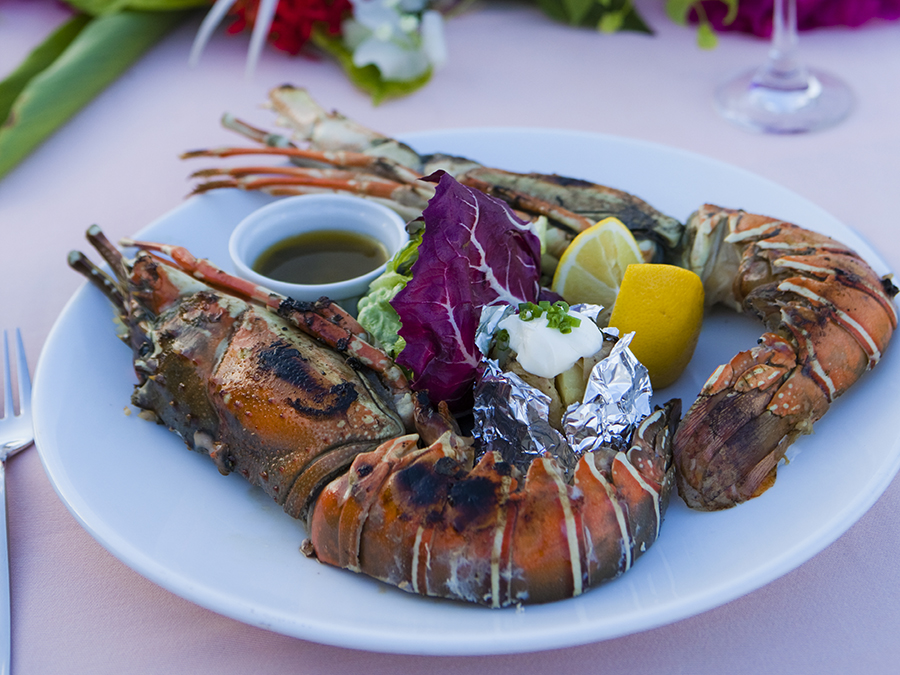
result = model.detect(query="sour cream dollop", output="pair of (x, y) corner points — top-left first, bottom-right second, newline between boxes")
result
(498, 308), (605, 379)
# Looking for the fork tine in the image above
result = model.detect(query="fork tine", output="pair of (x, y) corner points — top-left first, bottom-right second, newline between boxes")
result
(14, 329), (30, 421)
(2, 331), (10, 420)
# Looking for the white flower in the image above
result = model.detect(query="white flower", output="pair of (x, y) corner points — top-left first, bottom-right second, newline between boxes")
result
(419, 10), (447, 68)
(344, 0), (447, 82)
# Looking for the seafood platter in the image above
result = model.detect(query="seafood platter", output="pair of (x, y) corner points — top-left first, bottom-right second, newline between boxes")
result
(33, 88), (900, 655)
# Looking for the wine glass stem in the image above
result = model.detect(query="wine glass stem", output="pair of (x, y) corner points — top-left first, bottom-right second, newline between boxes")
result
(756, 0), (809, 89)
(713, 0), (853, 132)
(772, 0), (797, 69)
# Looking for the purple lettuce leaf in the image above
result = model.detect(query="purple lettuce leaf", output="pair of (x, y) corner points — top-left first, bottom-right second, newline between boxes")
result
(391, 171), (542, 408)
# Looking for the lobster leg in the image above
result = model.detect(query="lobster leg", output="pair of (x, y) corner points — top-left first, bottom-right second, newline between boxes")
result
(119, 238), (416, 428)
(121, 239), (366, 338)
(187, 165), (432, 213)
(183, 143), (425, 186)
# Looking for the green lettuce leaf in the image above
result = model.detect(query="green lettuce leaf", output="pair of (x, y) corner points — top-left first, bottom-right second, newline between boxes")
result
(356, 230), (423, 357)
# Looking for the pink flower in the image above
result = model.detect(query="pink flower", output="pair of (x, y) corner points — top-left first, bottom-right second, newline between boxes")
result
(694, 0), (900, 37)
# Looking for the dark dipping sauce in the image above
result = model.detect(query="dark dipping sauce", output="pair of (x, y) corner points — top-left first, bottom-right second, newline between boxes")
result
(253, 229), (389, 285)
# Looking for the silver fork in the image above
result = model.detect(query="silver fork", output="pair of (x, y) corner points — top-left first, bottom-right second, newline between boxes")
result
(0, 330), (32, 675)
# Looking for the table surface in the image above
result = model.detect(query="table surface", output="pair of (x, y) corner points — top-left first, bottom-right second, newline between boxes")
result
(2, 0), (900, 672)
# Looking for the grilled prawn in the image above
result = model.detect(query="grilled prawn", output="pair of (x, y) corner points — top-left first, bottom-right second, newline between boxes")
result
(182, 86), (684, 265)
(673, 205), (898, 510)
(69, 226), (679, 607)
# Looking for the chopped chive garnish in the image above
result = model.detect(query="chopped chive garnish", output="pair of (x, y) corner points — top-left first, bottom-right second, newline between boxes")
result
(516, 301), (581, 333)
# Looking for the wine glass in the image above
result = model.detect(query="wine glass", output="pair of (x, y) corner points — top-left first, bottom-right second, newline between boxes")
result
(714, 0), (853, 133)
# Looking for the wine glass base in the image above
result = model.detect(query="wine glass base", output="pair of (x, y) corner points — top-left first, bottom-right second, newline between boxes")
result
(715, 67), (853, 134)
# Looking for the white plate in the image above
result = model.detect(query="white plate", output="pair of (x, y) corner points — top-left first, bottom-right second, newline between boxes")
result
(34, 129), (900, 655)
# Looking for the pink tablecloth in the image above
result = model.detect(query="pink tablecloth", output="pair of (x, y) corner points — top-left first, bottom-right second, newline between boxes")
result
(1, 0), (899, 672)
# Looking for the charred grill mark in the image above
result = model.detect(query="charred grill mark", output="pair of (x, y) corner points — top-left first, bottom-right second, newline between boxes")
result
(434, 456), (463, 477)
(287, 382), (358, 417)
(448, 476), (499, 530)
(257, 341), (360, 417)
(258, 341), (311, 386)
(313, 297), (346, 325)
(425, 509), (445, 526)
(608, 205), (664, 236)
(493, 461), (514, 477)
(277, 297), (317, 319)
(395, 463), (451, 508)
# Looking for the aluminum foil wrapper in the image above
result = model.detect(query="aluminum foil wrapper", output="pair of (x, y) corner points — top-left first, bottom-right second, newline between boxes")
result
(471, 302), (650, 478)
(474, 303), (517, 356)
(472, 360), (576, 477)
(569, 303), (603, 324)
(562, 331), (653, 455)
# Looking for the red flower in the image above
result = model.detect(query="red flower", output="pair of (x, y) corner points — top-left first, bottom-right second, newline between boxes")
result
(227, 0), (354, 54)
(694, 0), (900, 37)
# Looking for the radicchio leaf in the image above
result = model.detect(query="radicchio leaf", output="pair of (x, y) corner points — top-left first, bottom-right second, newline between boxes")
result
(391, 171), (542, 408)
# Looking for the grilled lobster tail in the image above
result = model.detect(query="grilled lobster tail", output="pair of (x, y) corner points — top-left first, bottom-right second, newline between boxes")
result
(310, 401), (679, 607)
(674, 205), (898, 510)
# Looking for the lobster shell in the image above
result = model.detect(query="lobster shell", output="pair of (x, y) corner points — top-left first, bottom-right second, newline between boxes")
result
(674, 205), (898, 510)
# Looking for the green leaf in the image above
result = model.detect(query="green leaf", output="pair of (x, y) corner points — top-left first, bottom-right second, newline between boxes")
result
(0, 14), (91, 130)
(311, 30), (432, 105)
(562, 0), (597, 25)
(0, 10), (187, 180)
(697, 21), (718, 48)
(356, 231), (423, 357)
(598, 9), (625, 33)
(65, 0), (210, 16)
(534, 0), (652, 32)
(534, 0), (569, 24)
(665, 0), (697, 25)
(618, 5), (652, 33)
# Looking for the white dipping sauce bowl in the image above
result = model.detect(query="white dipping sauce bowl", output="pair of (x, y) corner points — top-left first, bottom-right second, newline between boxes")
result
(229, 194), (408, 308)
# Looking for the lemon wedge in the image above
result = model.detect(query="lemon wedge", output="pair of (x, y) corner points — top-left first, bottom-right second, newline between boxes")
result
(608, 263), (705, 389)
(551, 217), (643, 320)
